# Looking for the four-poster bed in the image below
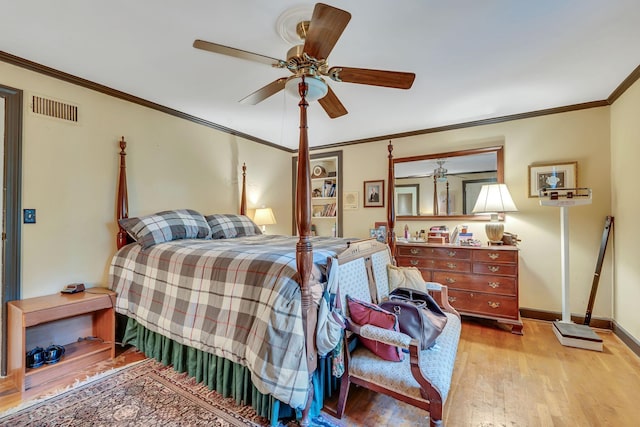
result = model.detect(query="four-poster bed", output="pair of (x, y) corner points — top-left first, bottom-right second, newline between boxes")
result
(110, 82), (363, 425)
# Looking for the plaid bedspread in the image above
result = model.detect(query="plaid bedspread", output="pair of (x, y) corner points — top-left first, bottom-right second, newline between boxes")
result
(109, 234), (351, 408)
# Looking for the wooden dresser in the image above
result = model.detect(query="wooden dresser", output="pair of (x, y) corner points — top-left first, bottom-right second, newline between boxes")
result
(396, 242), (523, 334)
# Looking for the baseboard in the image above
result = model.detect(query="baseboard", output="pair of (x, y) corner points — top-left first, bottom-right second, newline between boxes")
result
(519, 308), (640, 358)
(611, 320), (640, 358)
(519, 308), (612, 330)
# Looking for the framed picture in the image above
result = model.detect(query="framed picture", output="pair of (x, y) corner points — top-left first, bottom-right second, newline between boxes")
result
(343, 191), (359, 209)
(369, 226), (387, 243)
(528, 162), (577, 197)
(364, 180), (384, 208)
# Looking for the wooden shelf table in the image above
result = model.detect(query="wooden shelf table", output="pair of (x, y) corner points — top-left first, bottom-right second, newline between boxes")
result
(7, 289), (115, 397)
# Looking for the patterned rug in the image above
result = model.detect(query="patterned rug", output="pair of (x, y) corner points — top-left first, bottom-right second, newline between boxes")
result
(0, 359), (338, 426)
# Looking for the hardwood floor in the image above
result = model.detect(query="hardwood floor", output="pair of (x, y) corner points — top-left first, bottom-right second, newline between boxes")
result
(2, 318), (639, 426)
(325, 318), (640, 427)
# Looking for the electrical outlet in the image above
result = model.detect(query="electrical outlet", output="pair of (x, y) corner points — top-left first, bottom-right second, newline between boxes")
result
(24, 209), (36, 224)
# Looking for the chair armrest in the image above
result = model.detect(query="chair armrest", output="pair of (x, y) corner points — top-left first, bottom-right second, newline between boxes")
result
(425, 282), (461, 319)
(346, 318), (416, 349)
(359, 324), (414, 348)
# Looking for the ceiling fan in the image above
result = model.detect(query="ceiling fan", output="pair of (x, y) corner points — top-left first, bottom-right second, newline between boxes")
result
(193, 2), (416, 119)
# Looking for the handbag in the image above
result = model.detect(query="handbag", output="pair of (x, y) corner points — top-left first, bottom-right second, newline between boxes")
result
(380, 287), (447, 350)
(316, 259), (346, 357)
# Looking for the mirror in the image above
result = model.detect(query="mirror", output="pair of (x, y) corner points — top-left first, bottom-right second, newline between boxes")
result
(394, 146), (504, 220)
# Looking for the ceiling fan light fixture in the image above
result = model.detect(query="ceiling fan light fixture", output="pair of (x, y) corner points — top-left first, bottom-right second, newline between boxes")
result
(285, 76), (328, 102)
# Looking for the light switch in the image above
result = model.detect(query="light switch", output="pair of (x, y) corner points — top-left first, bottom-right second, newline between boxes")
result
(24, 209), (36, 224)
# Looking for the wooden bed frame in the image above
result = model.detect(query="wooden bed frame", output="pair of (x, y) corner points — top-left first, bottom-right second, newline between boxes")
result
(114, 81), (351, 426)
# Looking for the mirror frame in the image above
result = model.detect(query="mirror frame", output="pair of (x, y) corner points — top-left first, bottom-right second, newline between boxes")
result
(394, 146), (504, 221)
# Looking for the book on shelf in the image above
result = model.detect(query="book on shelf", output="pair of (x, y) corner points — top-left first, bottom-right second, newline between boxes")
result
(323, 180), (335, 198)
(320, 202), (336, 217)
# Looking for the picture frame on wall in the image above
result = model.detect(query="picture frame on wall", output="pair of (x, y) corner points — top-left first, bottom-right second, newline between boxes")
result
(364, 180), (384, 208)
(528, 161), (577, 197)
(343, 191), (359, 209)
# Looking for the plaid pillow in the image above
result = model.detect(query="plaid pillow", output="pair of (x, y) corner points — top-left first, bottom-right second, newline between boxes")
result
(119, 209), (211, 249)
(205, 214), (262, 239)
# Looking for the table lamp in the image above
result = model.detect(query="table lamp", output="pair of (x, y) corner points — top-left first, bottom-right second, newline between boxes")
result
(472, 183), (517, 245)
(253, 207), (277, 233)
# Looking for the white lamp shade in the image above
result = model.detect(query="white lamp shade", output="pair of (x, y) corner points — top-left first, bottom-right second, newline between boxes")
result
(253, 208), (277, 226)
(285, 76), (328, 102)
(472, 184), (518, 214)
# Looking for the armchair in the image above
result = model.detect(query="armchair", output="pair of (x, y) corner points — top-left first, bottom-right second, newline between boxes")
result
(331, 243), (462, 427)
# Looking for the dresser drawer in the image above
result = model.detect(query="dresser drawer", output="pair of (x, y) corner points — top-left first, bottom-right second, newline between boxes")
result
(429, 247), (471, 260)
(397, 246), (429, 257)
(447, 289), (519, 320)
(431, 259), (471, 273)
(397, 256), (433, 269)
(397, 246), (470, 260)
(433, 272), (517, 295)
(472, 263), (518, 276)
(472, 249), (517, 264)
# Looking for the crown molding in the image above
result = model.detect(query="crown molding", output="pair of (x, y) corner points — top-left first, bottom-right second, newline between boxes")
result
(0, 51), (293, 153)
(2, 51), (638, 154)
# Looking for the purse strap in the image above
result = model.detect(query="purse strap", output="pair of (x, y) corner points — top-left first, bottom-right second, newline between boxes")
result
(389, 293), (426, 309)
(327, 257), (343, 311)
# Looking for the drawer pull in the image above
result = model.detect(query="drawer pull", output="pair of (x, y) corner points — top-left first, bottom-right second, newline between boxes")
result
(448, 296), (457, 303)
(488, 265), (500, 273)
(488, 253), (500, 260)
(488, 282), (500, 288)
(445, 277), (456, 284)
(410, 259), (419, 266)
(446, 262), (457, 269)
(447, 250), (457, 257)
(410, 248), (420, 255)
(488, 301), (501, 309)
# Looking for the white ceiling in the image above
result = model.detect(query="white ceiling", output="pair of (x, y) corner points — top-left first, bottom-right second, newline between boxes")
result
(2, 1), (639, 150)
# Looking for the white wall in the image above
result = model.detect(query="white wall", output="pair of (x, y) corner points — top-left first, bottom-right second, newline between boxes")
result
(317, 107), (615, 325)
(610, 78), (640, 341)
(0, 61), (292, 298)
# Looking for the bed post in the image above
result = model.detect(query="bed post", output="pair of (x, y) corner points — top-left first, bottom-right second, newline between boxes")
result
(116, 136), (129, 249)
(295, 77), (315, 427)
(240, 162), (247, 216)
(387, 141), (396, 258)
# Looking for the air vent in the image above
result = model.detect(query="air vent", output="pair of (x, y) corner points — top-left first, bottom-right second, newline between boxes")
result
(31, 95), (79, 123)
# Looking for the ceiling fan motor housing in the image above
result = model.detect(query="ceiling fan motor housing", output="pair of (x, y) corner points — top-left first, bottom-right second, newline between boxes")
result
(286, 45), (327, 76)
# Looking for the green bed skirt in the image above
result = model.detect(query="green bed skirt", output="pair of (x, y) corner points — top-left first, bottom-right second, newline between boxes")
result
(122, 317), (336, 423)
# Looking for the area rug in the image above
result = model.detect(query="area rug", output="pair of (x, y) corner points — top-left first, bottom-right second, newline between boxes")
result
(0, 358), (334, 426)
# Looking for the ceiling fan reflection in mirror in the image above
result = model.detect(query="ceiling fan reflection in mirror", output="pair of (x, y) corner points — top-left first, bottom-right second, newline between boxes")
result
(193, 2), (416, 118)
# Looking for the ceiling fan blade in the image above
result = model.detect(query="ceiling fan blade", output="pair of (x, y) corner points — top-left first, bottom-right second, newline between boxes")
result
(303, 3), (351, 60)
(318, 86), (348, 118)
(193, 39), (284, 67)
(328, 67), (416, 89)
(239, 77), (288, 104)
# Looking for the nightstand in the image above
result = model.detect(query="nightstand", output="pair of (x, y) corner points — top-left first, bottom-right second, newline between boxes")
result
(7, 288), (116, 397)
